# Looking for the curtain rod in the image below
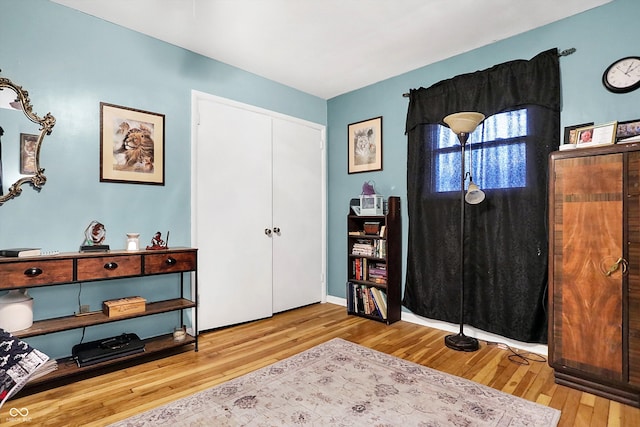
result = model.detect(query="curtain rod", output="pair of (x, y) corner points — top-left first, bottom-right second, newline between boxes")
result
(401, 47), (576, 97)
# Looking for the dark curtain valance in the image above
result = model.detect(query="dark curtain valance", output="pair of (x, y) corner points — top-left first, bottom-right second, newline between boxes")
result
(405, 48), (560, 133)
(403, 48), (560, 344)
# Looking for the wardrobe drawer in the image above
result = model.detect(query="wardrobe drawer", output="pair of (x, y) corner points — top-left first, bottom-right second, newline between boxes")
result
(0, 259), (74, 288)
(77, 255), (142, 281)
(144, 251), (197, 275)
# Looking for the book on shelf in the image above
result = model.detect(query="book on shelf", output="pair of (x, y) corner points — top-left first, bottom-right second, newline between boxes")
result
(370, 288), (388, 319)
(347, 282), (386, 320)
(0, 248), (41, 257)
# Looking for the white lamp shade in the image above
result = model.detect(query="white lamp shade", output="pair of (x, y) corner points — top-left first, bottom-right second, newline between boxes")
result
(465, 182), (485, 204)
(444, 112), (485, 134)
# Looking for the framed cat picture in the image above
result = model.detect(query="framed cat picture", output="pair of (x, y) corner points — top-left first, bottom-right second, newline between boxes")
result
(348, 116), (383, 174)
(100, 102), (165, 185)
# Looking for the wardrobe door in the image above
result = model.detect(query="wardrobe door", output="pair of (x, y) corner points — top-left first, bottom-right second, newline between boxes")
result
(272, 118), (324, 313)
(194, 98), (274, 331)
(629, 152), (640, 385)
(550, 153), (623, 380)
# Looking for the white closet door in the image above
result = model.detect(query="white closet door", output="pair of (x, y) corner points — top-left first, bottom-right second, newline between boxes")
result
(194, 98), (273, 331)
(272, 118), (323, 313)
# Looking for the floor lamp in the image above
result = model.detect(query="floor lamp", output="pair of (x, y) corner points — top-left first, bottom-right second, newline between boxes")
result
(443, 111), (485, 352)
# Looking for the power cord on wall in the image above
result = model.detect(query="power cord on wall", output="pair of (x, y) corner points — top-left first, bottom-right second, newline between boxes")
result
(484, 340), (547, 366)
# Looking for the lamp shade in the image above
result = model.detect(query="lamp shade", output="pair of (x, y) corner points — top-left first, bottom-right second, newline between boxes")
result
(465, 181), (485, 204)
(444, 112), (485, 134)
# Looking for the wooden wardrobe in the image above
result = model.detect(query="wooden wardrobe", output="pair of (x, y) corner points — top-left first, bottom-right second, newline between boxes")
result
(548, 143), (640, 407)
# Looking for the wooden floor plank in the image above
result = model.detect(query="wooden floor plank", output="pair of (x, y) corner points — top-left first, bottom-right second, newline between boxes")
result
(4, 302), (640, 426)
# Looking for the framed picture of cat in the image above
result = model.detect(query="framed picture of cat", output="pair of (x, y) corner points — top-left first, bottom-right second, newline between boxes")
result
(348, 116), (383, 174)
(100, 102), (165, 185)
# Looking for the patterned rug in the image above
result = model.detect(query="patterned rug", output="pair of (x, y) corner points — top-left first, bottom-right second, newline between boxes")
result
(110, 338), (560, 426)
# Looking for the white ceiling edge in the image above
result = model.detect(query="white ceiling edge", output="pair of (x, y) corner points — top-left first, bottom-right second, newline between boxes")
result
(49, 0), (612, 99)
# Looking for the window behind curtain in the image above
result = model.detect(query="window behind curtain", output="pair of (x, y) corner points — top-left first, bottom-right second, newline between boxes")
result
(435, 109), (528, 193)
(403, 49), (560, 344)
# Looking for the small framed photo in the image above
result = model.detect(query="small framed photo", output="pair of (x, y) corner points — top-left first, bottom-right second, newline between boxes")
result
(616, 119), (640, 143)
(348, 116), (382, 174)
(19, 133), (38, 174)
(563, 122), (593, 145)
(100, 102), (165, 185)
(575, 122), (617, 148)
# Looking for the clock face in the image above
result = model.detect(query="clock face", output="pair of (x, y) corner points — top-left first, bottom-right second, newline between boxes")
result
(603, 56), (640, 93)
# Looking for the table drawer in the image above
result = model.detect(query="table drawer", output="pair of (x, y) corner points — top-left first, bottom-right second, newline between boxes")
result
(144, 251), (196, 274)
(0, 259), (74, 288)
(77, 255), (142, 281)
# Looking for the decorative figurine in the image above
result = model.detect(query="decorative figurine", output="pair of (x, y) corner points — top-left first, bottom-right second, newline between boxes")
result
(80, 220), (110, 252)
(146, 231), (169, 250)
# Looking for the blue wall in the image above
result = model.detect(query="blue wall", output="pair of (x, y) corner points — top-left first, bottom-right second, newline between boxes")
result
(2, 0), (639, 357)
(0, 0), (326, 358)
(326, 0), (640, 307)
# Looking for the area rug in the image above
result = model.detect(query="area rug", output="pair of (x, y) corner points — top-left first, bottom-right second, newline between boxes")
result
(111, 338), (560, 426)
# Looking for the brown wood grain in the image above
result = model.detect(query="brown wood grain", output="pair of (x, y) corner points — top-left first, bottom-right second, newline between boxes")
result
(552, 155), (623, 379)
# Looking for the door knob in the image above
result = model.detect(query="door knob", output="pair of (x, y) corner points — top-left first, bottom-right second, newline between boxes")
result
(264, 228), (272, 236)
(273, 227), (281, 234)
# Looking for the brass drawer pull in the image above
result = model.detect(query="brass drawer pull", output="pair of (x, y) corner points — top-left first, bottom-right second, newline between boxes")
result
(104, 262), (119, 270)
(605, 258), (628, 276)
(165, 257), (177, 266)
(24, 267), (43, 277)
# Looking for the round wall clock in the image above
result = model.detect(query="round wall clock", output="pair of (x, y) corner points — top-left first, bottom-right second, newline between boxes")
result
(602, 56), (640, 93)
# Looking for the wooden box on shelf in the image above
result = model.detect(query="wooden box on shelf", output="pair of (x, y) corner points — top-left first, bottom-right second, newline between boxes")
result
(102, 296), (147, 317)
(346, 196), (401, 324)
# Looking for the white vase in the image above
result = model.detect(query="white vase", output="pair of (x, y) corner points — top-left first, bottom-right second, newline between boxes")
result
(0, 289), (34, 332)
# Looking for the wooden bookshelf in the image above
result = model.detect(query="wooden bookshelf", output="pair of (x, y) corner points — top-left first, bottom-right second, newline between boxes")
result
(346, 196), (401, 324)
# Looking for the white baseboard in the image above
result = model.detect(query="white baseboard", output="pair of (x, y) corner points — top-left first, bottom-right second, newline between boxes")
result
(325, 295), (548, 356)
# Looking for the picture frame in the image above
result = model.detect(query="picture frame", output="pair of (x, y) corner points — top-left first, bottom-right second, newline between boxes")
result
(19, 133), (38, 174)
(348, 116), (382, 174)
(563, 122), (593, 145)
(616, 118), (640, 143)
(100, 102), (165, 185)
(575, 121), (617, 148)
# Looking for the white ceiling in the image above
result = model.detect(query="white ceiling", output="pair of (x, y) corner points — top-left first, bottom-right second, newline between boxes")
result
(51, 0), (611, 99)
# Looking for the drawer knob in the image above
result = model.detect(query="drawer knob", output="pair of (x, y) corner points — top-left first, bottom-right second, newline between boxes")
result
(165, 257), (177, 266)
(24, 267), (43, 277)
(104, 262), (119, 270)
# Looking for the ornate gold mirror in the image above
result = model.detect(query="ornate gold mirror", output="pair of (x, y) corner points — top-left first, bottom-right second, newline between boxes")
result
(0, 71), (55, 205)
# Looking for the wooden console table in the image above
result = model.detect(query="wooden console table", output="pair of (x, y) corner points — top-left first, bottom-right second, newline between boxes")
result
(0, 247), (198, 388)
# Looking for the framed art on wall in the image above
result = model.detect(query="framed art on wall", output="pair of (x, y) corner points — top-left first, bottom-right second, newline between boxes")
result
(19, 133), (38, 174)
(348, 116), (382, 174)
(100, 102), (165, 185)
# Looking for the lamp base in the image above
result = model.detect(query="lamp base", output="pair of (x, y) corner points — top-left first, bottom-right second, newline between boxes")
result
(444, 333), (479, 352)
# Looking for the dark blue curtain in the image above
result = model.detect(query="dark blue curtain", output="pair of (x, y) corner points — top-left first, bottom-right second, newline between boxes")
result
(403, 49), (560, 343)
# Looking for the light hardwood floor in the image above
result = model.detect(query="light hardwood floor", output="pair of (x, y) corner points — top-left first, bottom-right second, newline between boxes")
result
(5, 302), (640, 426)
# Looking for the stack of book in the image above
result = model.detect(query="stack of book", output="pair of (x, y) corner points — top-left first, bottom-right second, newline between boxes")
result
(0, 248), (41, 258)
(368, 263), (387, 284)
(352, 241), (374, 256)
(351, 240), (386, 258)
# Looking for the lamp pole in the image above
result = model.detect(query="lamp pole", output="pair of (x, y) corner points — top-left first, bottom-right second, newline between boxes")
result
(442, 110), (484, 353)
(443, 131), (479, 352)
